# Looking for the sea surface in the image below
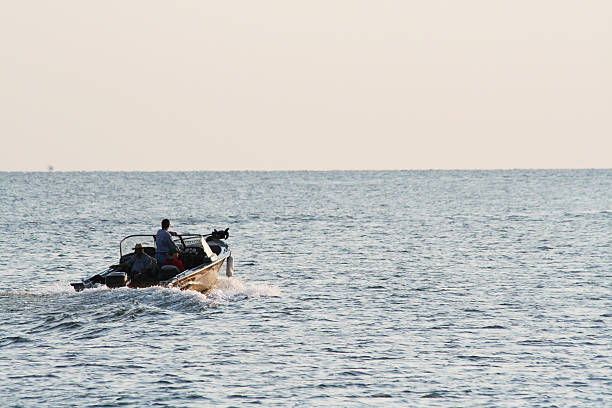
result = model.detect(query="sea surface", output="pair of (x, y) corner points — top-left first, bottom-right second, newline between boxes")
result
(0, 170), (610, 407)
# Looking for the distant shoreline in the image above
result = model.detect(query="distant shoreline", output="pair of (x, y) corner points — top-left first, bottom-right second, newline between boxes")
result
(1, 168), (610, 174)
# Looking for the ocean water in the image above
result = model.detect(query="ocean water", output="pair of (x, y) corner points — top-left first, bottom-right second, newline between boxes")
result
(0, 170), (610, 407)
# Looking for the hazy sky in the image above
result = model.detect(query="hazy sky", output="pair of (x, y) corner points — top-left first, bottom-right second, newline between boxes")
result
(1, 1), (610, 171)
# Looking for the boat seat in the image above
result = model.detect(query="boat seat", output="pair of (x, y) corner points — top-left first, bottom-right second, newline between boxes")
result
(158, 265), (180, 281)
(181, 247), (209, 269)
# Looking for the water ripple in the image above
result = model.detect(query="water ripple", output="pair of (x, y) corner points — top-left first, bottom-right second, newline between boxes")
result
(0, 170), (610, 407)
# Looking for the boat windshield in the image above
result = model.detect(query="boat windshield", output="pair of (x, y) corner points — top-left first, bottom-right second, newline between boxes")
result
(120, 235), (156, 257)
(179, 234), (217, 261)
(119, 233), (217, 261)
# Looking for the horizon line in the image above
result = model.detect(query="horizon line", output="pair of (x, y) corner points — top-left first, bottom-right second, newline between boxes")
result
(1, 167), (611, 173)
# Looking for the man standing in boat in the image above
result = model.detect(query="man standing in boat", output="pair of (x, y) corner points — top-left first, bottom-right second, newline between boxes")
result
(155, 219), (179, 266)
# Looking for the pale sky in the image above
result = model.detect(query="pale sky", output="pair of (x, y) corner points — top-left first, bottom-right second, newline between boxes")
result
(1, 1), (610, 171)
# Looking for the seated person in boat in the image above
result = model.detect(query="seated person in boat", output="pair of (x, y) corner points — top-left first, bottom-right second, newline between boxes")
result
(155, 219), (179, 265)
(163, 247), (185, 272)
(126, 243), (158, 284)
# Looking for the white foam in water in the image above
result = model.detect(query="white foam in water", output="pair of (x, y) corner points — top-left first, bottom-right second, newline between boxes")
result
(0, 276), (279, 321)
(208, 276), (281, 302)
(16, 277), (279, 301)
(2, 281), (78, 297)
(115, 278), (280, 312)
(32, 277), (281, 312)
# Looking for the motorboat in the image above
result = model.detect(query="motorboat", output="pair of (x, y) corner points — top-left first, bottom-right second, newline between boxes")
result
(70, 229), (233, 293)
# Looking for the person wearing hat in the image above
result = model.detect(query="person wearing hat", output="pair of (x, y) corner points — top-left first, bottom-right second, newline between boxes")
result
(155, 219), (179, 266)
(163, 247), (185, 272)
(125, 243), (158, 285)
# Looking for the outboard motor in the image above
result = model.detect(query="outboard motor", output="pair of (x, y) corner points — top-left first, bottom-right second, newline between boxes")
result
(226, 255), (234, 277)
(207, 228), (229, 241)
(105, 272), (127, 288)
(70, 282), (85, 292)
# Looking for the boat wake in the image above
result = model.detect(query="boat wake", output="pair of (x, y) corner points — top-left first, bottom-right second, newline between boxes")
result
(1, 277), (280, 315)
(119, 277), (281, 313)
(209, 276), (281, 301)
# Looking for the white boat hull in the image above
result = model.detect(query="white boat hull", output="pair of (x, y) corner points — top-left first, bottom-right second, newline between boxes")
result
(169, 254), (228, 293)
